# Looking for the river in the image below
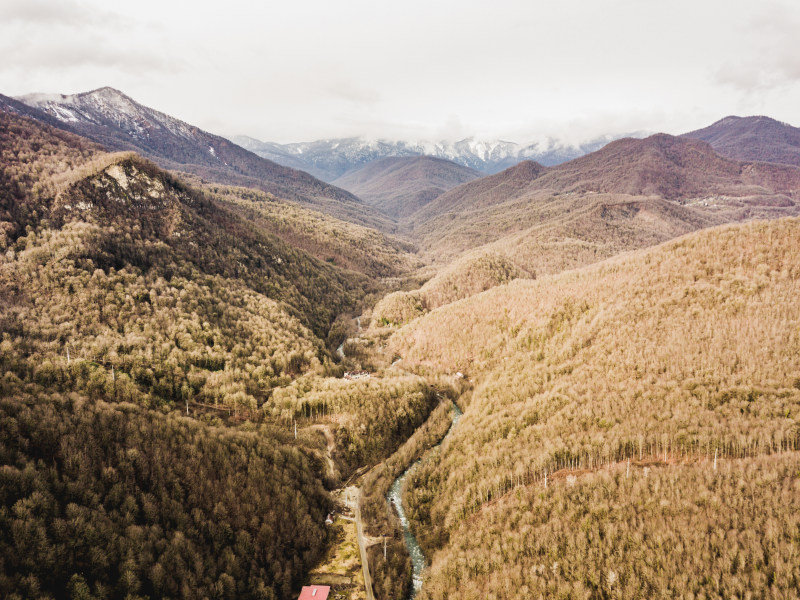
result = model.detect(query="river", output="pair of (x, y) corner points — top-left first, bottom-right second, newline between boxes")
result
(388, 401), (462, 599)
(336, 316), (361, 359)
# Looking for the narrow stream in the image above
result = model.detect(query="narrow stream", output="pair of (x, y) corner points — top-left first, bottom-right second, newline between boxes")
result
(388, 402), (462, 598)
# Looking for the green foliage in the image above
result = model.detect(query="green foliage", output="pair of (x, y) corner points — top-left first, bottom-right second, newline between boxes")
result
(0, 385), (330, 600)
(268, 376), (438, 474)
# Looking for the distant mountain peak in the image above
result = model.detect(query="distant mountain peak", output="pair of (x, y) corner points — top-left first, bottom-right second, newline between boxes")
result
(683, 114), (800, 167)
(10, 87), (384, 228)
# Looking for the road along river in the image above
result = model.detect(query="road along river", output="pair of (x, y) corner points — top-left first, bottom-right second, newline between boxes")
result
(388, 401), (462, 598)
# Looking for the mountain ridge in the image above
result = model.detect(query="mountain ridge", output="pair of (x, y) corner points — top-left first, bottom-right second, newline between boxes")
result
(411, 132), (800, 229)
(232, 133), (624, 181)
(5, 87), (393, 230)
(682, 114), (800, 167)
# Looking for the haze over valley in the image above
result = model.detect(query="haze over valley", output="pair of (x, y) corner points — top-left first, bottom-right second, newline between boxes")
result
(2, 2), (800, 599)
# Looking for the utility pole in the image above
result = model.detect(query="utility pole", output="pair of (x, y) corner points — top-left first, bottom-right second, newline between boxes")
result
(383, 536), (387, 560)
(294, 420), (297, 439)
(713, 449), (717, 471)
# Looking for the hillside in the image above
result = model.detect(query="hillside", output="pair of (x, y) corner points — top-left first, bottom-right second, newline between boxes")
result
(4, 88), (394, 230)
(333, 156), (480, 219)
(383, 218), (800, 598)
(7, 88), (800, 600)
(406, 160), (547, 226)
(414, 134), (800, 226)
(397, 134), (800, 298)
(372, 195), (725, 326)
(206, 183), (422, 278)
(530, 133), (800, 199)
(683, 115), (800, 167)
(0, 108), (444, 600)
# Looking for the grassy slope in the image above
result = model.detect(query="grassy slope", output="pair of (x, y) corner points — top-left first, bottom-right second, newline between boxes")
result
(386, 218), (800, 597)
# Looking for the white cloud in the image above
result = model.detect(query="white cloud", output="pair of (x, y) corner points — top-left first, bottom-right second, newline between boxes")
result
(1, 0), (800, 143)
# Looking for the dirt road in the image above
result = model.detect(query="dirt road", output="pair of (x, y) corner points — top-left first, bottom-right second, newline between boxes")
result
(343, 486), (375, 600)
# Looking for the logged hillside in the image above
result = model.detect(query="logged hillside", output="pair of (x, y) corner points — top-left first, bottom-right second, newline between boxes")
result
(3, 89), (395, 231)
(683, 115), (800, 167)
(333, 156), (480, 219)
(384, 218), (800, 598)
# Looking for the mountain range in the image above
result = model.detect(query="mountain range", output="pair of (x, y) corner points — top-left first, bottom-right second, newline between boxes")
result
(408, 133), (800, 241)
(1, 87), (392, 230)
(4, 82), (800, 600)
(231, 133), (623, 181)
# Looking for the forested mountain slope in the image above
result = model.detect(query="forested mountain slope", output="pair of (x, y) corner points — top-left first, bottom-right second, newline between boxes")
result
(382, 134), (800, 313)
(0, 111), (439, 600)
(3, 89), (395, 231)
(683, 115), (800, 167)
(384, 218), (800, 598)
(205, 183), (421, 279)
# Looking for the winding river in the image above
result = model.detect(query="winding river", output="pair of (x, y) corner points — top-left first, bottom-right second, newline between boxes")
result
(388, 401), (463, 598)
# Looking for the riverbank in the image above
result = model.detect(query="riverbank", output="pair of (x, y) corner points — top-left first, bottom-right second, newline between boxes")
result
(389, 403), (462, 597)
(357, 390), (464, 600)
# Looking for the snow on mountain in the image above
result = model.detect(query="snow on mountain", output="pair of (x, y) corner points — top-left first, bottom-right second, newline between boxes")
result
(18, 87), (201, 147)
(11, 87), (377, 226)
(231, 134), (626, 182)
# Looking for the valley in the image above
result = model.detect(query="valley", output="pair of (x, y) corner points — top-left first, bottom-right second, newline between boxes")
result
(2, 91), (800, 600)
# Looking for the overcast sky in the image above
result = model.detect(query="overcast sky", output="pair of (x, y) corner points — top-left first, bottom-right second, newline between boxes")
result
(2, 0), (800, 144)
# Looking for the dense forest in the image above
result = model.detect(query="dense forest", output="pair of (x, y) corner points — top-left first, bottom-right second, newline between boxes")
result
(5, 100), (800, 600)
(419, 453), (800, 599)
(386, 218), (800, 598)
(0, 110), (437, 599)
(0, 378), (330, 600)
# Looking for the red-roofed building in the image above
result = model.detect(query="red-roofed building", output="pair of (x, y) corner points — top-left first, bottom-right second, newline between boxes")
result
(298, 585), (330, 600)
